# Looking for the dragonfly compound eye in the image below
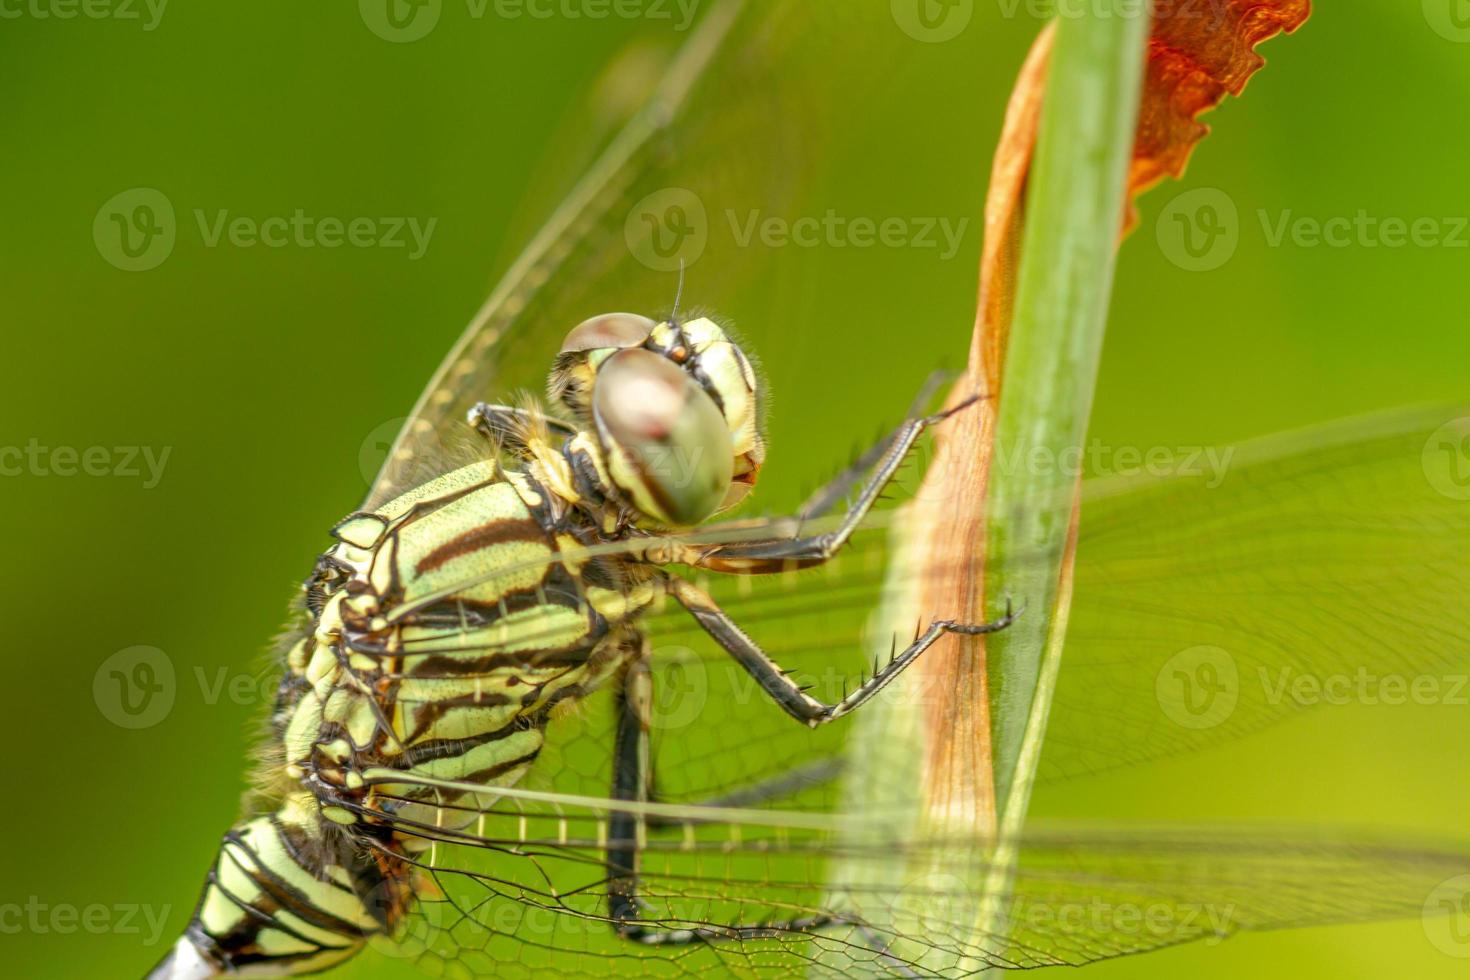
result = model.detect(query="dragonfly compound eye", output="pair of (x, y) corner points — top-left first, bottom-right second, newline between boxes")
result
(559, 313), (656, 354)
(552, 313), (659, 420)
(592, 347), (734, 526)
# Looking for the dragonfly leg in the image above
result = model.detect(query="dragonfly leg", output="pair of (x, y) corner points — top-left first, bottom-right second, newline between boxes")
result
(606, 647), (652, 929)
(685, 392), (984, 573)
(665, 575), (1018, 726)
(797, 369), (958, 520)
(466, 402), (577, 449)
(605, 652), (840, 944)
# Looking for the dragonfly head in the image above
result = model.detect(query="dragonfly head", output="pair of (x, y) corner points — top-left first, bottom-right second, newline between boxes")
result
(552, 312), (765, 526)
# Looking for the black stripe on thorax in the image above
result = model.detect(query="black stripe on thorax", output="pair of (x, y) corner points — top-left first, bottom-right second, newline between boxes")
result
(403, 645), (593, 677)
(393, 714), (545, 769)
(461, 746), (543, 784)
(413, 516), (545, 575)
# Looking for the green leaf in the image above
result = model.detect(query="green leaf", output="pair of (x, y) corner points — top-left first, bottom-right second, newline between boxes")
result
(987, 2), (1150, 832)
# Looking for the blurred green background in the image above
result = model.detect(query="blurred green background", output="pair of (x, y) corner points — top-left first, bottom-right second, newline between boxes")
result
(4, 1), (1470, 977)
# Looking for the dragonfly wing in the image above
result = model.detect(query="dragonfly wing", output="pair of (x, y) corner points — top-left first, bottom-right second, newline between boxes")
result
(608, 405), (1470, 794)
(355, 777), (1470, 976)
(335, 1), (1470, 969)
(1046, 404), (1470, 783)
(364, 0), (921, 508)
(380, 406), (1470, 811)
(354, 407), (1470, 975)
(827, 823), (1470, 971)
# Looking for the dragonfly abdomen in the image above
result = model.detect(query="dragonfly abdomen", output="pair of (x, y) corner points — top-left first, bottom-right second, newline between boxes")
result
(151, 793), (406, 978)
(158, 460), (660, 977)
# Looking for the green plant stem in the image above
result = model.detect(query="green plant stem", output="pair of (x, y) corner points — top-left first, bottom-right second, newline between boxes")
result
(987, 2), (1150, 833)
(972, 7), (1150, 971)
(828, 10), (1149, 975)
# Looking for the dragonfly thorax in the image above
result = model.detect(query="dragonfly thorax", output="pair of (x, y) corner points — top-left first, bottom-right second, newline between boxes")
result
(156, 456), (666, 976)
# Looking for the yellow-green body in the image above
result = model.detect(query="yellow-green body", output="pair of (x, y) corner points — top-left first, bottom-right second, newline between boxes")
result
(163, 315), (762, 979)
(185, 456), (659, 975)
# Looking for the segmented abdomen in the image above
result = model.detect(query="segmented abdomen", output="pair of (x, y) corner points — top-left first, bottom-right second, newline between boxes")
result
(173, 460), (647, 976)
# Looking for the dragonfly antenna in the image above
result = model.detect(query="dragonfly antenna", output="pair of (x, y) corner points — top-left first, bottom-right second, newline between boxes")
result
(671, 259), (686, 326)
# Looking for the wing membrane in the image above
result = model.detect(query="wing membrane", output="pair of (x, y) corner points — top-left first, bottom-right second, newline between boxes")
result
(367, 0), (920, 508)
(1047, 405), (1470, 782)
(373, 405), (1469, 807)
(356, 775), (1470, 976)
(342, 2), (1470, 973)
(355, 0), (1470, 808)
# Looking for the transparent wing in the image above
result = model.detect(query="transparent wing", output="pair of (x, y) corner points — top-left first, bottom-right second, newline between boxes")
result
(357, 777), (1470, 977)
(1050, 403), (1470, 782)
(358, 405), (1470, 974)
(340, 3), (1470, 972)
(366, 0), (921, 508)
(353, 0), (1470, 806)
(413, 405), (1462, 806)
(379, 405), (1470, 811)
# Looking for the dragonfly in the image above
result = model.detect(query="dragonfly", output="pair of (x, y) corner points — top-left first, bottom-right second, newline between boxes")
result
(148, 2), (1470, 977)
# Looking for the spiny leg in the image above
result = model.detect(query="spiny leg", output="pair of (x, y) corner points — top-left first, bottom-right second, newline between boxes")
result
(665, 576), (1019, 728)
(797, 369), (959, 520)
(605, 644), (836, 945)
(681, 393), (984, 574)
(466, 402), (577, 450)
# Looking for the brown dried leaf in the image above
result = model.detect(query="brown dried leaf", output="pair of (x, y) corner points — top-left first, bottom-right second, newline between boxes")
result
(909, 1), (1311, 829)
(1128, 0), (1312, 223)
